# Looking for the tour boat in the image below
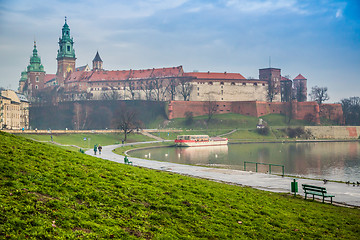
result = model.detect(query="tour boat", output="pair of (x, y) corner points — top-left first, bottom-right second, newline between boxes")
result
(175, 135), (228, 147)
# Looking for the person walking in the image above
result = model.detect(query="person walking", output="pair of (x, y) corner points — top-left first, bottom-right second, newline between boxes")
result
(94, 144), (97, 155)
(98, 145), (102, 155)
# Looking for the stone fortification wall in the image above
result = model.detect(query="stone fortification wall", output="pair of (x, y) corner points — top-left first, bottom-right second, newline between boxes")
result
(167, 101), (333, 124)
(305, 126), (360, 139)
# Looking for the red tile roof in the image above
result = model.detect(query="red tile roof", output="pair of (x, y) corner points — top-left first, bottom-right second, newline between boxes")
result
(294, 74), (307, 80)
(184, 71), (246, 80)
(67, 66), (184, 83)
(281, 76), (291, 81)
(44, 74), (56, 83)
(65, 70), (93, 83)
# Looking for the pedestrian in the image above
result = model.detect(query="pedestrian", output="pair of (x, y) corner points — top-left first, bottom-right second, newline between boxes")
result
(94, 144), (97, 155)
(98, 145), (102, 154)
(51, 135), (53, 142)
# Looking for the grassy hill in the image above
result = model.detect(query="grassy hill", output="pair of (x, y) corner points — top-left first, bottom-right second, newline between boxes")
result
(164, 113), (310, 130)
(1, 131), (359, 239)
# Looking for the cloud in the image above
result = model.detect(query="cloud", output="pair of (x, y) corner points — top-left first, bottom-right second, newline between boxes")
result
(223, 0), (307, 15)
(335, 8), (343, 18)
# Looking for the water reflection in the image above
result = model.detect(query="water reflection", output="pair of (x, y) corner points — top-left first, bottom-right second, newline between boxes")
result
(130, 142), (360, 182)
(175, 145), (229, 166)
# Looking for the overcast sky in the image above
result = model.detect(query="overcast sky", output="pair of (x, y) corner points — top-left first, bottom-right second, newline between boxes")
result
(0, 0), (359, 102)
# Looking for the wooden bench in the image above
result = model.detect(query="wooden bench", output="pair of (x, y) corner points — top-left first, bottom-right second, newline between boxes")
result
(302, 184), (335, 204)
(124, 156), (133, 165)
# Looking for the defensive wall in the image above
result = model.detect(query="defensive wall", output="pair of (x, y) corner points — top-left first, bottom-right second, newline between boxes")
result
(304, 126), (360, 139)
(167, 100), (343, 124)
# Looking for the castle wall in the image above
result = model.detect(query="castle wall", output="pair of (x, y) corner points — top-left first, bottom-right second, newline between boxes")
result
(190, 81), (268, 102)
(304, 126), (360, 139)
(168, 100), (339, 125)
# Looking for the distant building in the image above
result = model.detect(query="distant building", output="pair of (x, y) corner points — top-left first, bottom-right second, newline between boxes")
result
(0, 90), (29, 129)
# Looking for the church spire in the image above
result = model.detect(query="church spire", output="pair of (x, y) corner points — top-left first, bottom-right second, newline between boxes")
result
(56, 17), (76, 84)
(92, 51), (103, 70)
(57, 17), (75, 59)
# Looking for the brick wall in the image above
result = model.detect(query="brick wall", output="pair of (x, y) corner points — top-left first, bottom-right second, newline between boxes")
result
(168, 100), (341, 124)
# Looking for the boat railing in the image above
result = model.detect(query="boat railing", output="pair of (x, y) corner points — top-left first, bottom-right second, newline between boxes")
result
(244, 161), (284, 176)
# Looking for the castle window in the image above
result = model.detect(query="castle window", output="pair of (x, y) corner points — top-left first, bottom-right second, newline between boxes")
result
(221, 90), (223, 95)
(67, 46), (70, 51)
(242, 83), (246, 86)
(220, 82), (224, 85)
(254, 83), (257, 86)
(35, 85), (38, 89)
(262, 83), (265, 86)
(231, 82), (235, 85)
(35, 76), (39, 82)
(197, 87), (199, 91)
(208, 82), (213, 85)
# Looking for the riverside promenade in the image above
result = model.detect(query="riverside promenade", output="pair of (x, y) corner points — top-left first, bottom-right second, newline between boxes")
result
(86, 141), (360, 207)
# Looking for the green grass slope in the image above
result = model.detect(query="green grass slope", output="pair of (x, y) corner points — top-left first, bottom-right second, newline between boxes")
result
(1, 131), (359, 239)
(19, 133), (153, 149)
(166, 113), (310, 130)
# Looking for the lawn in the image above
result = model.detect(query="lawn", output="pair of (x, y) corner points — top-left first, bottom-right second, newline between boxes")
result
(1, 131), (359, 239)
(19, 133), (153, 150)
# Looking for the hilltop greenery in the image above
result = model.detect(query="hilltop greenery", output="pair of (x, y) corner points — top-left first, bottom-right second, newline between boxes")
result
(1, 131), (359, 239)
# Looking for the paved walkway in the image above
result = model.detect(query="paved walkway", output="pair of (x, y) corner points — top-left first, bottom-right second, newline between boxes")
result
(86, 142), (360, 207)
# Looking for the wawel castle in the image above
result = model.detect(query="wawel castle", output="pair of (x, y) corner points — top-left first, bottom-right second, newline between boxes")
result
(18, 18), (307, 104)
(15, 18), (343, 126)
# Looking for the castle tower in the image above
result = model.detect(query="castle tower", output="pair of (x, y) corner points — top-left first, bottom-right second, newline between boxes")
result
(26, 41), (45, 98)
(293, 74), (307, 102)
(92, 51), (103, 71)
(56, 17), (76, 85)
(18, 70), (28, 93)
(259, 68), (281, 102)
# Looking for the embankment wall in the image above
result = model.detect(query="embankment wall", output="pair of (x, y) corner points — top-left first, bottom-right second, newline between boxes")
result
(305, 126), (360, 139)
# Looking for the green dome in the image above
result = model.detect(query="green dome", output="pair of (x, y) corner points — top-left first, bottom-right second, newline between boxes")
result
(20, 70), (27, 82)
(27, 42), (45, 72)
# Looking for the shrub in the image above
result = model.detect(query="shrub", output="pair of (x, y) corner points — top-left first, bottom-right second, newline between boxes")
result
(285, 127), (305, 138)
(256, 126), (270, 135)
(184, 111), (194, 126)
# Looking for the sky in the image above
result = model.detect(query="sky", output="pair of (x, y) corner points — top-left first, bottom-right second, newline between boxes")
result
(0, 0), (359, 102)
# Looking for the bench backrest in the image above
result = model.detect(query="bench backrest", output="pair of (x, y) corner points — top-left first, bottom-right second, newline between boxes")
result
(302, 184), (327, 193)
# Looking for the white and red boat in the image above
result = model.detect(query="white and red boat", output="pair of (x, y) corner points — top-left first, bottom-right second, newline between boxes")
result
(175, 135), (228, 147)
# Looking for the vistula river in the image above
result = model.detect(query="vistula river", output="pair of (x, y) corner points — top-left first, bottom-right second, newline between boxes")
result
(129, 141), (360, 182)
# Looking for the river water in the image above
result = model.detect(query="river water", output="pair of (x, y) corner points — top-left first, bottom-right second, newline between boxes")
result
(129, 142), (360, 182)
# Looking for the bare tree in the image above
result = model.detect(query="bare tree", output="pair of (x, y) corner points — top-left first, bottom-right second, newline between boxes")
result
(309, 86), (329, 105)
(203, 94), (218, 123)
(296, 81), (307, 102)
(125, 79), (136, 100)
(280, 78), (292, 102)
(152, 78), (167, 101)
(341, 96), (360, 125)
(140, 80), (154, 100)
(101, 86), (121, 100)
(113, 103), (143, 141)
(166, 78), (178, 101)
(267, 79), (278, 102)
(179, 77), (193, 101)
